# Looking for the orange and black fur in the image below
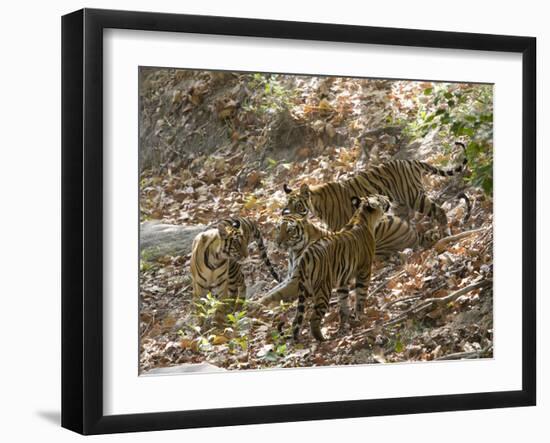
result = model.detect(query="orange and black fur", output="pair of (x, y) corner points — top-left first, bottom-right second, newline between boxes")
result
(261, 212), (439, 309)
(283, 142), (467, 231)
(265, 195), (390, 342)
(190, 217), (280, 323)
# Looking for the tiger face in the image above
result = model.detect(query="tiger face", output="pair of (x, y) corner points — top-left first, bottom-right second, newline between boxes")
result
(276, 213), (307, 250)
(217, 220), (248, 261)
(282, 183), (311, 217)
(350, 195), (391, 224)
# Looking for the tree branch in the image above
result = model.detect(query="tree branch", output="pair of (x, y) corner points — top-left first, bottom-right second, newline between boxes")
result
(434, 345), (493, 361)
(351, 278), (492, 351)
(434, 227), (488, 252)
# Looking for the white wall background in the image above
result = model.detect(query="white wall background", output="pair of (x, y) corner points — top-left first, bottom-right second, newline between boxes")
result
(0, 0), (545, 441)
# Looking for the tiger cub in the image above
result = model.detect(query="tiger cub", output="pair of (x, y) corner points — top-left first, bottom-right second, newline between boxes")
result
(277, 212), (439, 276)
(190, 217), (280, 324)
(266, 195), (390, 342)
(223, 216), (281, 283)
(283, 142), (466, 231)
(260, 213), (439, 308)
(190, 219), (248, 323)
(276, 211), (331, 281)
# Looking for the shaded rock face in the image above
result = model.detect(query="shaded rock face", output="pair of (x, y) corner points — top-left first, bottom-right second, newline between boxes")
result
(140, 221), (206, 260)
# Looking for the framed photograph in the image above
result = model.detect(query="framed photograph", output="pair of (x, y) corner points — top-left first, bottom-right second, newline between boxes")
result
(62, 8), (536, 435)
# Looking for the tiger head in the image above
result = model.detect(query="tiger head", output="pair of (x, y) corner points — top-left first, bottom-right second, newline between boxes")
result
(282, 183), (311, 217)
(350, 195), (391, 227)
(217, 219), (248, 261)
(276, 211), (308, 251)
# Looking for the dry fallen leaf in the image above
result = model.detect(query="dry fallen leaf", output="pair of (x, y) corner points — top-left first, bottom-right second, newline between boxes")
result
(212, 335), (230, 346)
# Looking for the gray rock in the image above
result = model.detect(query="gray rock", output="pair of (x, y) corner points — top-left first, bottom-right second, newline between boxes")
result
(140, 221), (206, 259)
(142, 362), (225, 376)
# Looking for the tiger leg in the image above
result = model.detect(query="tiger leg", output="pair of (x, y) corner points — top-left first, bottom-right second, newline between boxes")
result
(292, 282), (310, 342)
(192, 280), (212, 327)
(413, 191), (448, 228)
(336, 286), (351, 332)
(235, 278), (247, 313)
(310, 285), (331, 342)
(354, 270), (372, 321)
(227, 262), (246, 315)
(211, 264), (237, 326)
(192, 280), (204, 300)
(213, 286), (229, 327)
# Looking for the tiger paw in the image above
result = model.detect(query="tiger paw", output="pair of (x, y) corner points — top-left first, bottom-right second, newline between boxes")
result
(349, 313), (364, 327)
(337, 320), (350, 335)
(310, 321), (326, 342)
(291, 334), (302, 344)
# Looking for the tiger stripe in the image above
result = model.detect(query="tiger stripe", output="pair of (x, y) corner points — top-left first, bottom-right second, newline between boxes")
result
(283, 142), (467, 231)
(265, 195), (390, 342)
(218, 216), (281, 282)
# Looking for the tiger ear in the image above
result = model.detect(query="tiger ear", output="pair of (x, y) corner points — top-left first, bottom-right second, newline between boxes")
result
(231, 219), (241, 229)
(299, 183), (310, 196)
(351, 196), (361, 210)
(282, 208), (291, 215)
(283, 184), (292, 194)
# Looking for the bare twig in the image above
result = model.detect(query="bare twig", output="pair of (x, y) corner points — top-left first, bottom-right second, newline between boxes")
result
(434, 227), (488, 252)
(363, 126), (403, 138)
(140, 312), (156, 338)
(370, 269), (406, 297)
(381, 295), (422, 311)
(350, 279), (492, 351)
(435, 345), (493, 361)
(385, 279), (490, 327)
(420, 278), (491, 307)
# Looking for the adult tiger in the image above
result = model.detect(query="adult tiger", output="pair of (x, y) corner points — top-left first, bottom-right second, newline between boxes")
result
(374, 215), (440, 258)
(190, 217), (280, 323)
(265, 194), (390, 342)
(260, 212), (439, 307)
(283, 142), (467, 231)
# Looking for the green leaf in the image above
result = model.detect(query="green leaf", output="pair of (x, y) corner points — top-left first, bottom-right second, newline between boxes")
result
(451, 121), (464, 135)
(263, 350), (279, 362)
(480, 113), (493, 123)
(423, 87), (433, 95)
(394, 340), (404, 353)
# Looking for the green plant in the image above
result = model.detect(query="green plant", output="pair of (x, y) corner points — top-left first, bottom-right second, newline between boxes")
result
(194, 292), (226, 321)
(385, 332), (405, 354)
(247, 73), (296, 114)
(261, 330), (289, 362)
(140, 248), (159, 272)
(396, 83), (493, 195)
(225, 310), (249, 353)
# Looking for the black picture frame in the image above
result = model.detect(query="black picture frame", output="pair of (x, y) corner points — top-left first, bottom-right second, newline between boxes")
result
(61, 8), (536, 435)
